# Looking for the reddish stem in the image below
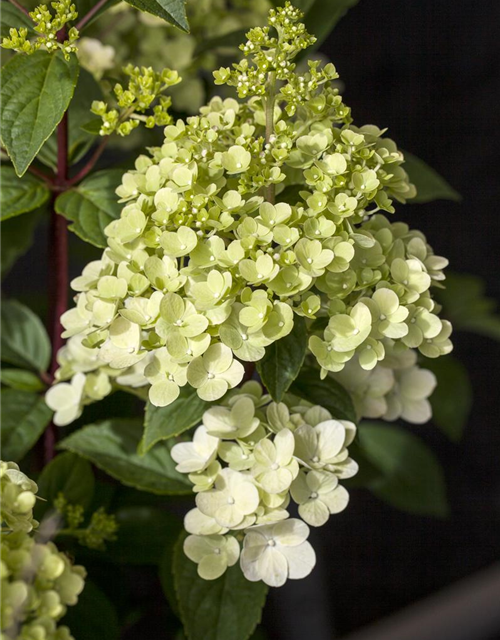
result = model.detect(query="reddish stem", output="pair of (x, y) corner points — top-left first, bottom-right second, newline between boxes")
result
(74, 0), (109, 32)
(8, 0), (31, 17)
(67, 137), (109, 186)
(44, 26), (70, 462)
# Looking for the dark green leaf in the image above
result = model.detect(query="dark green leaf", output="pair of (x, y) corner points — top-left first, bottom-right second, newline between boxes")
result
(1, 300), (51, 372)
(302, 0), (360, 54)
(124, 0), (189, 31)
(435, 272), (500, 341)
(1, 208), (43, 278)
(291, 366), (356, 422)
(159, 518), (184, 618)
(257, 316), (307, 402)
(0, 166), (50, 221)
(403, 151), (461, 204)
(62, 581), (120, 640)
(357, 421), (449, 517)
(422, 356), (472, 442)
(74, 0), (119, 30)
(140, 387), (210, 455)
(55, 169), (122, 247)
(59, 419), (192, 494)
(173, 532), (268, 640)
(36, 452), (95, 518)
(80, 118), (102, 135)
(107, 506), (182, 565)
(0, 368), (45, 392)
(0, 389), (52, 461)
(37, 69), (104, 169)
(0, 51), (79, 176)
(0, 3), (35, 38)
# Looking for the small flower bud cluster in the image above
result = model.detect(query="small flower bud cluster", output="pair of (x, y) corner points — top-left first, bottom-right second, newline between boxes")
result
(47, 3), (451, 424)
(1, 462), (39, 533)
(54, 494), (118, 550)
(170, 382), (357, 587)
(91, 65), (181, 137)
(1, 462), (86, 640)
(1, 1), (79, 60)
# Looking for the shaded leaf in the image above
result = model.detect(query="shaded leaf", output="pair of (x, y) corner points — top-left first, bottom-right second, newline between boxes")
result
(423, 356), (473, 442)
(290, 366), (356, 422)
(1, 300), (51, 372)
(140, 387), (210, 455)
(195, 28), (248, 56)
(357, 421), (449, 517)
(59, 419), (192, 494)
(1, 209), (43, 278)
(0, 51), (79, 176)
(257, 316), (307, 402)
(124, 0), (189, 31)
(36, 452), (95, 518)
(107, 506), (182, 565)
(403, 151), (461, 204)
(0, 166), (50, 221)
(62, 581), (120, 640)
(0, 368), (45, 392)
(435, 271), (500, 341)
(55, 169), (122, 247)
(0, 389), (52, 461)
(173, 532), (268, 640)
(302, 0), (360, 55)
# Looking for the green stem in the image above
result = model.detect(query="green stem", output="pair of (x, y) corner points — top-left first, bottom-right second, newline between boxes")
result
(263, 72), (277, 204)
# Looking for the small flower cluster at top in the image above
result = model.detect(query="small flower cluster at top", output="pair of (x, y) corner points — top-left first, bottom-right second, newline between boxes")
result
(45, 2), (452, 426)
(91, 64), (181, 137)
(1, 462), (86, 640)
(170, 381), (357, 587)
(1, 0), (79, 59)
(78, 0), (272, 113)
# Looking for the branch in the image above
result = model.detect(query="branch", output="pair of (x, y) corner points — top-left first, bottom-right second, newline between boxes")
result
(7, 0), (31, 18)
(74, 0), (109, 32)
(28, 164), (55, 185)
(67, 137), (109, 186)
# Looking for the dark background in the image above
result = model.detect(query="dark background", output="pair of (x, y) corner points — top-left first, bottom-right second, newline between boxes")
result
(263, 1), (500, 638)
(3, 0), (500, 638)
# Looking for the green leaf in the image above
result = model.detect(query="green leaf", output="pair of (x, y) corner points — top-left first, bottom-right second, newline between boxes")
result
(435, 272), (500, 341)
(62, 581), (120, 640)
(0, 51), (79, 176)
(1, 300), (51, 372)
(55, 169), (122, 247)
(257, 316), (307, 402)
(195, 28), (248, 56)
(173, 532), (268, 640)
(357, 421), (449, 517)
(0, 3), (35, 38)
(0, 166), (50, 221)
(290, 366), (356, 422)
(1, 209), (43, 278)
(140, 387), (210, 455)
(59, 419), (192, 495)
(159, 519), (184, 618)
(0, 368), (45, 392)
(74, 0), (119, 30)
(124, 0), (189, 31)
(36, 452), (95, 517)
(0, 389), (53, 462)
(403, 151), (461, 204)
(422, 356), (472, 442)
(37, 68), (104, 169)
(108, 506), (182, 565)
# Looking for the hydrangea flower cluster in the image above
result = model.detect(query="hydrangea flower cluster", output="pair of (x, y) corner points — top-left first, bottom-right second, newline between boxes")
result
(170, 381), (356, 587)
(1, 462), (86, 640)
(1, 0), (79, 59)
(46, 3), (452, 425)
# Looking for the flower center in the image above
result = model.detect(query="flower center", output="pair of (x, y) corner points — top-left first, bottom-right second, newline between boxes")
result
(311, 455), (320, 463)
(207, 372), (215, 379)
(214, 548), (221, 555)
(227, 496), (235, 505)
(267, 539), (276, 547)
(271, 462), (279, 470)
(310, 492), (319, 499)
